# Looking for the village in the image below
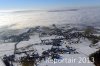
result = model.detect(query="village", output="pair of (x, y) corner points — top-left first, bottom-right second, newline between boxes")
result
(0, 24), (100, 66)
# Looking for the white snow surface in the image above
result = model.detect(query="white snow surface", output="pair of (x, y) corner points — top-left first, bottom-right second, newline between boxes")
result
(0, 34), (99, 66)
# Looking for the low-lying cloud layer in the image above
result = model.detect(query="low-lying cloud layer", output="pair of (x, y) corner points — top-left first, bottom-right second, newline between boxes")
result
(0, 7), (100, 29)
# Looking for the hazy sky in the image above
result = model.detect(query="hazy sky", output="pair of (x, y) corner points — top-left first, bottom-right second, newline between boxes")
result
(0, 0), (100, 10)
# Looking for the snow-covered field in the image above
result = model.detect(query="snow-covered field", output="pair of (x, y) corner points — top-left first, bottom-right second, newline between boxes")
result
(0, 34), (99, 66)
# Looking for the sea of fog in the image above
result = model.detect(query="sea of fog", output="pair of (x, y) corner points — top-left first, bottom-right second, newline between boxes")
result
(0, 7), (100, 29)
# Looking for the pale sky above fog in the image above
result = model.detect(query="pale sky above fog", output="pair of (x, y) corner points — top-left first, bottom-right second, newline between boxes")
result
(0, 0), (100, 10)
